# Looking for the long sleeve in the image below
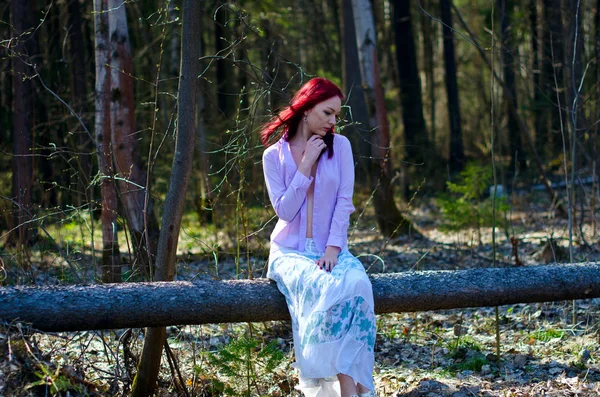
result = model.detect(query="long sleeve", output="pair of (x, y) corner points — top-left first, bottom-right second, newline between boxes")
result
(326, 136), (355, 248)
(263, 148), (313, 222)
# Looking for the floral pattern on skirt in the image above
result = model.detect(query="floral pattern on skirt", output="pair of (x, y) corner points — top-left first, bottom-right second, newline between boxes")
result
(268, 239), (376, 396)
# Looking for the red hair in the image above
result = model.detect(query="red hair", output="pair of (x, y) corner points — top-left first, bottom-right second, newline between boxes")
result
(260, 78), (344, 158)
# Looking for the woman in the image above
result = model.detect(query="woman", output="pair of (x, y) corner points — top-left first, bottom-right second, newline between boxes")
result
(261, 77), (377, 397)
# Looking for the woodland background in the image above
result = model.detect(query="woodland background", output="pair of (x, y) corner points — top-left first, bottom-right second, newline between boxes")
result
(1, 0), (600, 396)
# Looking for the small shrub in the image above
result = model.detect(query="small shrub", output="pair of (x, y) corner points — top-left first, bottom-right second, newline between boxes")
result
(25, 363), (84, 395)
(437, 163), (510, 240)
(447, 335), (482, 357)
(453, 353), (490, 372)
(203, 336), (286, 396)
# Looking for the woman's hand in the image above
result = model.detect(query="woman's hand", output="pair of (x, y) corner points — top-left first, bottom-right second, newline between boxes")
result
(317, 246), (341, 272)
(298, 135), (326, 176)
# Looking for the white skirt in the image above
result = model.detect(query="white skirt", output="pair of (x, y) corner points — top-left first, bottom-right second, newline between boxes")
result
(268, 239), (376, 396)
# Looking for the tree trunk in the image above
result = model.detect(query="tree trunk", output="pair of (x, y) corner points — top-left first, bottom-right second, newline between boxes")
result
(393, 0), (431, 199)
(131, 1), (202, 395)
(36, 4), (59, 209)
(9, 0), (36, 248)
(2, 263), (600, 332)
(421, 0), (436, 145)
(541, 0), (565, 158)
(596, 0), (600, 181)
(1, 5), (11, 147)
(235, 16), (248, 112)
(499, 0), (526, 172)
(392, 0), (430, 166)
(67, 0), (92, 205)
(169, 0), (180, 78)
(262, 18), (288, 110)
(440, 0), (464, 174)
(341, 0), (371, 186)
(562, 0), (587, 165)
(307, 0), (341, 76)
(94, 0), (121, 283)
(108, 0), (158, 280)
(330, 0), (342, 60)
(351, 0), (416, 238)
(530, 0), (545, 157)
(214, 1), (235, 118)
(194, 18), (211, 225)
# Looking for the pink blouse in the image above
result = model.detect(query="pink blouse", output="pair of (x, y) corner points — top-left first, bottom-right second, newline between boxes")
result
(262, 134), (356, 253)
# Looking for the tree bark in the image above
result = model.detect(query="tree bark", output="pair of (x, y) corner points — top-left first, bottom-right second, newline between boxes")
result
(131, 1), (202, 395)
(392, 0), (430, 166)
(351, 0), (416, 238)
(421, 0), (436, 145)
(194, 19), (211, 226)
(214, 1), (235, 118)
(530, 0), (545, 158)
(499, 0), (526, 172)
(440, 0), (464, 174)
(1, 5), (11, 147)
(9, 0), (36, 247)
(341, 0), (371, 186)
(94, 0), (121, 283)
(2, 263), (600, 332)
(541, 0), (565, 157)
(262, 18), (288, 110)
(108, 0), (158, 280)
(67, 0), (92, 205)
(596, 0), (600, 180)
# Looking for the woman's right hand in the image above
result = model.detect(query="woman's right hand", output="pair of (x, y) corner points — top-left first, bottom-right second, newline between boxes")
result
(298, 135), (326, 176)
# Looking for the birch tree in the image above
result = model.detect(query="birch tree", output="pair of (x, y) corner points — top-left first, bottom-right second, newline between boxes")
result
(350, 0), (416, 237)
(341, 0), (371, 185)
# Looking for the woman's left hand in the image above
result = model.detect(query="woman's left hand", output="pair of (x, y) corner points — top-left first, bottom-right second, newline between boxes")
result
(317, 246), (341, 272)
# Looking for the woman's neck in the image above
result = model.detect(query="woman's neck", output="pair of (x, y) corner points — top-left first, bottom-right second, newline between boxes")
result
(289, 123), (311, 147)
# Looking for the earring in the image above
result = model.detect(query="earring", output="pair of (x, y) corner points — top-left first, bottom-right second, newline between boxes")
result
(303, 115), (308, 123)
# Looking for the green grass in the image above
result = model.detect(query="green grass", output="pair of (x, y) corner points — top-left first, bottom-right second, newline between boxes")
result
(530, 329), (565, 342)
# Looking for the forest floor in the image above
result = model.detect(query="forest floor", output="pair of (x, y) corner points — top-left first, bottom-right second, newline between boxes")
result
(1, 191), (600, 396)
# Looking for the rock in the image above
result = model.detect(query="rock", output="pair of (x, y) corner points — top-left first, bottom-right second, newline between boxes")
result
(460, 370), (474, 377)
(548, 366), (563, 376)
(453, 385), (481, 397)
(579, 349), (591, 363)
(420, 379), (449, 391)
(398, 379), (449, 396)
(486, 353), (499, 362)
(513, 354), (528, 367)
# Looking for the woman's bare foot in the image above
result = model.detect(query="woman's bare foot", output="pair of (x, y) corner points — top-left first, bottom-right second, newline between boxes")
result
(357, 383), (374, 396)
(337, 373), (358, 397)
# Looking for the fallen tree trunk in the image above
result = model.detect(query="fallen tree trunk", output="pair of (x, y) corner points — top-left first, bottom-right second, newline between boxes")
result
(1, 263), (599, 332)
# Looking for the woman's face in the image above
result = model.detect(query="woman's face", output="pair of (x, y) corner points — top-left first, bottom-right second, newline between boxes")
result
(305, 96), (342, 137)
